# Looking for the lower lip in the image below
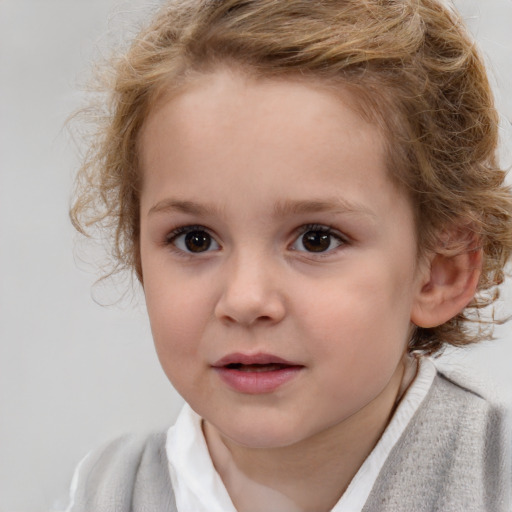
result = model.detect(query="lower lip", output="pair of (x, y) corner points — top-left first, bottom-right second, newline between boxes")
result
(213, 366), (303, 394)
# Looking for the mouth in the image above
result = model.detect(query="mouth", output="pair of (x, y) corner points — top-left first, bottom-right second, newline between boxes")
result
(213, 352), (303, 370)
(212, 353), (304, 394)
(223, 362), (298, 373)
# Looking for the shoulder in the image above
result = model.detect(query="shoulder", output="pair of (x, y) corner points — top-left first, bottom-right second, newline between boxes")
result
(68, 432), (177, 512)
(430, 364), (510, 427)
(418, 365), (510, 462)
(433, 360), (508, 402)
(363, 363), (511, 512)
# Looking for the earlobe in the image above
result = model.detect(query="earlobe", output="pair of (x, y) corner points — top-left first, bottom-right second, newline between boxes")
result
(411, 246), (482, 329)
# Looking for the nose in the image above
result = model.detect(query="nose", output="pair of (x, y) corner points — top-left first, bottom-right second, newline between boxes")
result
(214, 252), (286, 327)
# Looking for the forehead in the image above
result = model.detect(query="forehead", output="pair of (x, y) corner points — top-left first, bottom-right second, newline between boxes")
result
(142, 70), (382, 167)
(138, 67), (408, 222)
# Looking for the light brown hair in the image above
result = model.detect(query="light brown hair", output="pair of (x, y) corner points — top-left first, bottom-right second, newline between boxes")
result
(71, 0), (512, 354)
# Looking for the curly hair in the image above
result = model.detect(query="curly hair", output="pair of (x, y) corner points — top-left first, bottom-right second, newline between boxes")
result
(70, 0), (512, 354)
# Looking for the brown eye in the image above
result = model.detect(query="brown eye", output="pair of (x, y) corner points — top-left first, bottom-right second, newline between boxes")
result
(291, 226), (344, 254)
(169, 227), (220, 254)
(301, 231), (331, 252)
(185, 231), (212, 252)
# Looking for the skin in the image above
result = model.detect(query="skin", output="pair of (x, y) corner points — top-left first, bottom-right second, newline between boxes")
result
(138, 67), (437, 511)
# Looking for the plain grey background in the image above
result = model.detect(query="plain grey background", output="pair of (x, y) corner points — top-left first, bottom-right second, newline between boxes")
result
(1, 1), (511, 510)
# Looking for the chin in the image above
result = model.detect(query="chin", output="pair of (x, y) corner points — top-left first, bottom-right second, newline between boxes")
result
(212, 415), (315, 450)
(226, 431), (300, 450)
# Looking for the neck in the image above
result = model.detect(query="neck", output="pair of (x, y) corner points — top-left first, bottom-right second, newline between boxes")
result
(204, 355), (416, 512)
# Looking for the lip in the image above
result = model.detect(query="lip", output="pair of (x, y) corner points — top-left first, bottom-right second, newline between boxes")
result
(212, 352), (304, 394)
(213, 352), (300, 367)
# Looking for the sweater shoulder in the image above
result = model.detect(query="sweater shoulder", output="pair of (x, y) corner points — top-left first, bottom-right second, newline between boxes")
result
(363, 366), (511, 512)
(68, 432), (176, 512)
(435, 362), (504, 398)
(433, 364), (510, 421)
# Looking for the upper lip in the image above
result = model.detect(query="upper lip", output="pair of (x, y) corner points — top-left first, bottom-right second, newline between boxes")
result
(212, 352), (302, 367)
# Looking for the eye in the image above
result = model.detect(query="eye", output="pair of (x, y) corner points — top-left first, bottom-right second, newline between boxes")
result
(167, 226), (220, 254)
(291, 225), (345, 253)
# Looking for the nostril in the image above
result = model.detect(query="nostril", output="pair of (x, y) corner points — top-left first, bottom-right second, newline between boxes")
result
(214, 285), (286, 326)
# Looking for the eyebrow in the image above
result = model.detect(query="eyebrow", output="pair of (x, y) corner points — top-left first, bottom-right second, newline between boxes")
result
(148, 197), (376, 219)
(272, 198), (376, 219)
(148, 199), (223, 217)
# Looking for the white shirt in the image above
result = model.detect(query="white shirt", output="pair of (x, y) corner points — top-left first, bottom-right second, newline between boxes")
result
(166, 357), (437, 512)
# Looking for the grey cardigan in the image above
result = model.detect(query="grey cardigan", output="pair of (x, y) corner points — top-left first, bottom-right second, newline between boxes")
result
(69, 371), (511, 512)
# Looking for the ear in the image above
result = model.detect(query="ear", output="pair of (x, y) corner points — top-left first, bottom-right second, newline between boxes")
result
(411, 237), (482, 329)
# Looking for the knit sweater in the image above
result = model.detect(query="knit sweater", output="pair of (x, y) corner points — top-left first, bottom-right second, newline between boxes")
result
(68, 371), (511, 512)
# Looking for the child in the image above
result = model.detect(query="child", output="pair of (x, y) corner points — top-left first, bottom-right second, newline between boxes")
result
(68, 0), (512, 510)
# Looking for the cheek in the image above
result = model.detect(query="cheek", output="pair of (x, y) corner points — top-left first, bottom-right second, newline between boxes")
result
(145, 288), (208, 399)
(144, 274), (210, 360)
(295, 263), (413, 358)
(301, 283), (409, 410)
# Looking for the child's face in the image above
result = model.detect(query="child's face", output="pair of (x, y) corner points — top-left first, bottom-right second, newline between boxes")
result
(139, 68), (427, 449)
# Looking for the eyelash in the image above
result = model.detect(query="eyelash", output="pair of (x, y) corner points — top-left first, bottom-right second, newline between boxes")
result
(165, 225), (207, 242)
(164, 223), (348, 256)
